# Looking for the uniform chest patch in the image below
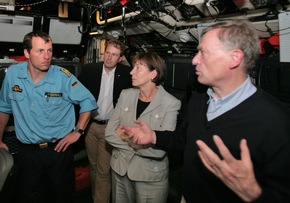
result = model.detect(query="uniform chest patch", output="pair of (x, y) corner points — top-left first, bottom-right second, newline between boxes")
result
(72, 81), (78, 87)
(12, 85), (23, 92)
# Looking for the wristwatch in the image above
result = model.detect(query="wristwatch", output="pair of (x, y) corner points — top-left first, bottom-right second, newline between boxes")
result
(73, 126), (85, 135)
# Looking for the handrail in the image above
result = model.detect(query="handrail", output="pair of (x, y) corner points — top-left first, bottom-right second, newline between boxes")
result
(96, 10), (140, 25)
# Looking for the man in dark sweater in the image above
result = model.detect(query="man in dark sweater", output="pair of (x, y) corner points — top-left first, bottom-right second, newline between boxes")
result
(120, 20), (290, 203)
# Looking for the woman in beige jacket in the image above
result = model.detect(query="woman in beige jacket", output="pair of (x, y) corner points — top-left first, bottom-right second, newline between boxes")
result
(105, 52), (181, 203)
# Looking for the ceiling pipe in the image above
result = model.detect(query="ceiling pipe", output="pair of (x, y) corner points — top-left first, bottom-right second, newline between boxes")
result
(184, 0), (206, 6)
(96, 10), (141, 25)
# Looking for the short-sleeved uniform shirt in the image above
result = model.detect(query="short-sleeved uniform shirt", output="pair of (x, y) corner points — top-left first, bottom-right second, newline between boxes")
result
(0, 61), (97, 144)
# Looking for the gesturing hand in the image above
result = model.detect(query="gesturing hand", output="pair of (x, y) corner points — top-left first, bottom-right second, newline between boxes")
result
(120, 120), (156, 145)
(196, 135), (262, 202)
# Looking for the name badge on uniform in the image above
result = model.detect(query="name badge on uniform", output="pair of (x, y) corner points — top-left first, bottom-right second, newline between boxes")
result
(44, 92), (62, 102)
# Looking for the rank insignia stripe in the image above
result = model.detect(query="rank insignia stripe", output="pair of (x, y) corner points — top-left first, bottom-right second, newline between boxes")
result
(60, 67), (72, 77)
(12, 85), (23, 92)
(72, 81), (78, 87)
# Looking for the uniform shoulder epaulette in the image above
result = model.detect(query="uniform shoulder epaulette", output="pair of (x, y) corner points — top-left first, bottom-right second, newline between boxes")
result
(60, 67), (72, 77)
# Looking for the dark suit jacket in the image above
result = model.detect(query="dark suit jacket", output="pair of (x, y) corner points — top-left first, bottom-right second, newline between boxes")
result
(78, 62), (132, 107)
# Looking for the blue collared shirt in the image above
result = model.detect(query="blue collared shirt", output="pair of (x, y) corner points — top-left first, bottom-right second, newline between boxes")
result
(0, 62), (97, 144)
(207, 76), (257, 121)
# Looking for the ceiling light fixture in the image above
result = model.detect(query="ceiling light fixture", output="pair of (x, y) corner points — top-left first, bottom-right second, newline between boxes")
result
(111, 31), (121, 39)
(179, 32), (191, 42)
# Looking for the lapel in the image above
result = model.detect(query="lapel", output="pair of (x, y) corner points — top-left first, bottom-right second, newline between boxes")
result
(113, 65), (122, 91)
(139, 86), (163, 118)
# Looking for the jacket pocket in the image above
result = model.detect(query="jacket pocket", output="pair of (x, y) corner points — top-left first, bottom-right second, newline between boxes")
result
(149, 112), (165, 130)
(128, 157), (169, 181)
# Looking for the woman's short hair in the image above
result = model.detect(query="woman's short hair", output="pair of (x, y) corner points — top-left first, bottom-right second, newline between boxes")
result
(132, 52), (166, 86)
